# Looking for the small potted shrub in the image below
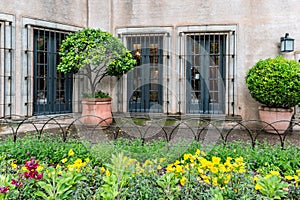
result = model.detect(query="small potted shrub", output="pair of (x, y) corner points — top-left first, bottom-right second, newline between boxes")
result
(245, 56), (300, 133)
(57, 28), (136, 125)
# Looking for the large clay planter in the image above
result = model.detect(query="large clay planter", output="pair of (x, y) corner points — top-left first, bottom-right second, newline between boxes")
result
(258, 106), (294, 134)
(81, 98), (113, 126)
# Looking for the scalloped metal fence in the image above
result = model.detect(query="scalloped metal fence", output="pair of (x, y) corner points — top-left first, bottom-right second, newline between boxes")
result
(1, 114), (300, 149)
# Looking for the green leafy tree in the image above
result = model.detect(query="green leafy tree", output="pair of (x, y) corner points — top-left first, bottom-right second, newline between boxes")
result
(245, 56), (300, 108)
(57, 28), (136, 97)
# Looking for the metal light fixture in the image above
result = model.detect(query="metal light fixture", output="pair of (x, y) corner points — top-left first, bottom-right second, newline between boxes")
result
(280, 33), (294, 52)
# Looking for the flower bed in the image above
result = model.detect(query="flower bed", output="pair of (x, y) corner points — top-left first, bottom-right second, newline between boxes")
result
(0, 136), (300, 199)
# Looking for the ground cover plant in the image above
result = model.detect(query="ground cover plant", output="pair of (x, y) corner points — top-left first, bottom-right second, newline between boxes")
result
(0, 135), (299, 199)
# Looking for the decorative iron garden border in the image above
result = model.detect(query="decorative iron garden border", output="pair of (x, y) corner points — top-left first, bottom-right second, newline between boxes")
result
(1, 115), (300, 149)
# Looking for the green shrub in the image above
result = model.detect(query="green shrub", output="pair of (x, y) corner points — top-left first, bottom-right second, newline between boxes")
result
(245, 56), (300, 108)
(0, 135), (91, 164)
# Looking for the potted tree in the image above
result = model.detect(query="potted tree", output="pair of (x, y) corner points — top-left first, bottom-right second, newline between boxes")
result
(57, 28), (136, 125)
(245, 56), (300, 133)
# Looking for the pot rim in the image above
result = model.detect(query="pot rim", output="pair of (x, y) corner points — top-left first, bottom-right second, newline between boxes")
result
(82, 97), (112, 102)
(258, 106), (294, 112)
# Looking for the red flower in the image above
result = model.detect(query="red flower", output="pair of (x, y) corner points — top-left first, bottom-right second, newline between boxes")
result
(25, 157), (39, 171)
(22, 157), (44, 180)
(11, 179), (23, 188)
(0, 186), (9, 194)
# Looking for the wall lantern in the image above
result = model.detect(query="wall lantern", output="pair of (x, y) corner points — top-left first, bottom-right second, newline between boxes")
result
(280, 33), (294, 52)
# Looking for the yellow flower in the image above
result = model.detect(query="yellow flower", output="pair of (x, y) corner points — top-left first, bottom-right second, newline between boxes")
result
(74, 158), (83, 165)
(159, 158), (166, 163)
(85, 158), (90, 163)
(144, 159), (152, 166)
(285, 175), (293, 181)
(199, 157), (209, 167)
(68, 149), (74, 157)
(212, 177), (218, 186)
(238, 167), (245, 173)
(253, 176), (259, 182)
(180, 176), (186, 186)
(211, 166), (218, 173)
(218, 164), (226, 173)
(61, 158), (68, 163)
(294, 175), (299, 182)
(128, 159), (137, 166)
(105, 170), (111, 177)
(22, 166), (27, 171)
(265, 174), (272, 179)
(235, 157), (244, 163)
(67, 164), (75, 172)
(269, 170), (280, 176)
(11, 162), (17, 169)
(184, 154), (190, 161)
(201, 175), (210, 184)
(226, 157), (232, 162)
(166, 164), (174, 173)
(37, 165), (44, 172)
(206, 161), (213, 169)
(212, 156), (221, 165)
(224, 174), (231, 184)
(198, 167), (204, 174)
(175, 165), (184, 174)
(100, 167), (106, 173)
(195, 149), (201, 156)
(184, 164), (190, 171)
(255, 183), (263, 190)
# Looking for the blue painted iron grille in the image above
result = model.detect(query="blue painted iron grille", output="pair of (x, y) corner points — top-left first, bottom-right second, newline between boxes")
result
(126, 34), (165, 113)
(185, 33), (227, 114)
(33, 29), (73, 115)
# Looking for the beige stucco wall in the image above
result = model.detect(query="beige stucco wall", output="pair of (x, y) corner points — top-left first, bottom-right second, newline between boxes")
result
(0, 0), (89, 116)
(1, 0), (300, 120)
(103, 0), (300, 120)
(0, 0), (87, 26)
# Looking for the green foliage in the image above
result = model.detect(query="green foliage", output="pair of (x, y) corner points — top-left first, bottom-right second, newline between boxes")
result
(107, 50), (136, 78)
(0, 135), (91, 165)
(99, 152), (136, 200)
(180, 175), (211, 199)
(124, 174), (161, 199)
(34, 164), (86, 200)
(256, 174), (289, 199)
(72, 166), (104, 199)
(82, 90), (110, 98)
(90, 138), (175, 165)
(202, 142), (300, 176)
(57, 28), (136, 96)
(1, 136), (300, 199)
(157, 172), (181, 200)
(221, 172), (258, 200)
(245, 56), (300, 108)
(210, 188), (224, 200)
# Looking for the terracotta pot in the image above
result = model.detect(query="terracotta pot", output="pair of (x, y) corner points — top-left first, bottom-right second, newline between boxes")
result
(81, 98), (113, 126)
(258, 106), (294, 134)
